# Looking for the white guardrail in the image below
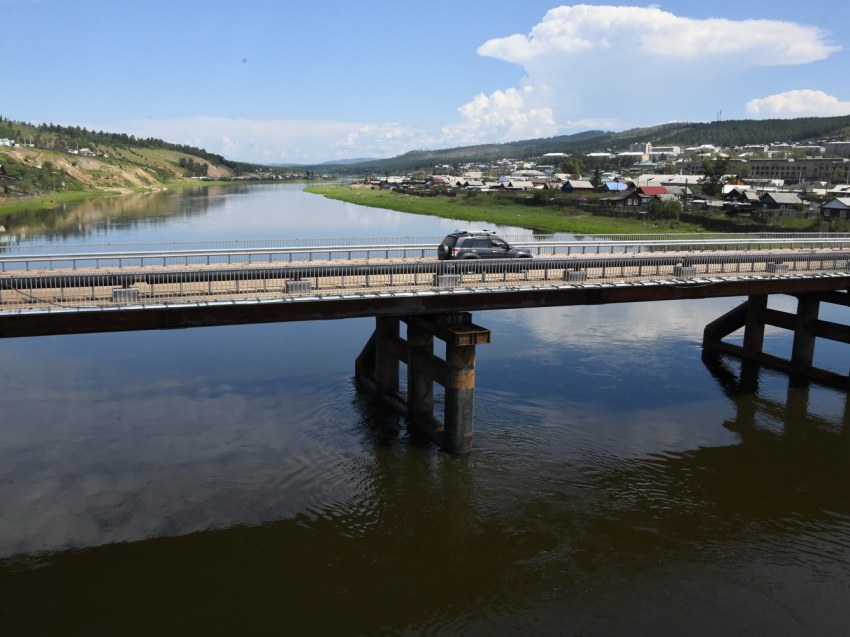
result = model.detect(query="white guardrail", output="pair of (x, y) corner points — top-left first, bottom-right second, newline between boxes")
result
(1, 245), (849, 314)
(3, 235), (850, 272)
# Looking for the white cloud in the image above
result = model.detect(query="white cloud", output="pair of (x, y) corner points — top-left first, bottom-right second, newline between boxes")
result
(111, 116), (436, 163)
(467, 6), (842, 143)
(478, 5), (839, 66)
(86, 8), (841, 163)
(449, 86), (558, 144)
(745, 90), (850, 117)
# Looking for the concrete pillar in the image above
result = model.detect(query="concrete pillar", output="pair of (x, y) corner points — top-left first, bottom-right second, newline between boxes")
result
(743, 295), (767, 357)
(375, 316), (400, 397)
(444, 342), (476, 454)
(406, 323), (434, 423)
(791, 295), (819, 372)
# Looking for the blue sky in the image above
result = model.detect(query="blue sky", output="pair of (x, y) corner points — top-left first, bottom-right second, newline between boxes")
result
(2, 0), (849, 163)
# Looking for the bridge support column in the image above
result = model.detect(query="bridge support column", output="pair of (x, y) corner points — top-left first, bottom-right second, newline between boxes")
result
(791, 296), (819, 373)
(703, 292), (850, 389)
(355, 312), (490, 453)
(406, 324), (434, 426)
(743, 295), (767, 357)
(375, 317), (400, 397)
(444, 341), (476, 454)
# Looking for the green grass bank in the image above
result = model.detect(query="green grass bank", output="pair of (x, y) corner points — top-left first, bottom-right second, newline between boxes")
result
(304, 184), (706, 234)
(0, 190), (109, 217)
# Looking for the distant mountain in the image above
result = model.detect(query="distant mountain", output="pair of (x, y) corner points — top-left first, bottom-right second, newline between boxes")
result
(295, 115), (850, 173)
(318, 157), (382, 165)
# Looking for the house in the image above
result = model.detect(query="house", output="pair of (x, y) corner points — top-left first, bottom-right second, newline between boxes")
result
(820, 197), (850, 218)
(760, 192), (802, 210)
(636, 186), (669, 197)
(561, 180), (594, 193)
(725, 188), (759, 204)
(664, 185), (692, 200)
(603, 189), (642, 207)
(602, 182), (628, 192)
(505, 179), (535, 191)
(628, 173), (704, 188)
(691, 194), (725, 209)
(575, 195), (588, 206)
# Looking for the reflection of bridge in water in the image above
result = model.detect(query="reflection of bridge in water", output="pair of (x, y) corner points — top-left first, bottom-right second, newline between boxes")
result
(3, 234), (850, 452)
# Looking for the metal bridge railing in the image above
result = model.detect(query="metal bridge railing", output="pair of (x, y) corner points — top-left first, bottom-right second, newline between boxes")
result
(4, 237), (850, 272)
(2, 250), (848, 314)
(2, 231), (849, 257)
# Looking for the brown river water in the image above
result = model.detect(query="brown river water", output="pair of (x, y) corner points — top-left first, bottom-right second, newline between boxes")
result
(1, 184), (849, 635)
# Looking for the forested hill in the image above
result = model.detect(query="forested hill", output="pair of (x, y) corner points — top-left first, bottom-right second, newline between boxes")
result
(0, 117), (269, 175)
(308, 115), (850, 173)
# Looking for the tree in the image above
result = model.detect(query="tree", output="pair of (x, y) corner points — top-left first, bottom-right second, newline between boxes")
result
(649, 198), (682, 215)
(698, 156), (730, 197)
(590, 167), (604, 192)
(559, 157), (584, 179)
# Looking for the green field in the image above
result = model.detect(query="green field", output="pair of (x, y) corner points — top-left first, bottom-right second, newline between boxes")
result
(0, 190), (108, 216)
(304, 184), (706, 234)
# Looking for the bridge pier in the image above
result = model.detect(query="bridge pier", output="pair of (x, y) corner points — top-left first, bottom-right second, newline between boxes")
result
(703, 292), (850, 388)
(355, 312), (490, 453)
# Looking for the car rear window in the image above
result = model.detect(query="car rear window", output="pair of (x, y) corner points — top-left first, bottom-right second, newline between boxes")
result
(442, 236), (457, 247)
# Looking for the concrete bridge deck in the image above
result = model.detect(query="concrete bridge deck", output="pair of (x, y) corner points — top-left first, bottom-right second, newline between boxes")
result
(4, 234), (850, 453)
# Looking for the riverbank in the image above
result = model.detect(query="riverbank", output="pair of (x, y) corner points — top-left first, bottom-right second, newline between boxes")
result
(0, 190), (109, 216)
(304, 184), (705, 234)
(0, 179), (285, 217)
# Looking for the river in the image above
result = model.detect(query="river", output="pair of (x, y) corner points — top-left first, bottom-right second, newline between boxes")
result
(1, 183), (849, 635)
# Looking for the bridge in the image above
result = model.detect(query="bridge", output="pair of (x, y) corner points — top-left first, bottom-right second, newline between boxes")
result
(3, 232), (850, 452)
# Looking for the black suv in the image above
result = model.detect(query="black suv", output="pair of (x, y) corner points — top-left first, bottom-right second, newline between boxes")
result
(437, 230), (533, 260)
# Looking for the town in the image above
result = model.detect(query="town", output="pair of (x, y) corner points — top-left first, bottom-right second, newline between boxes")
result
(357, 138), (850, 225)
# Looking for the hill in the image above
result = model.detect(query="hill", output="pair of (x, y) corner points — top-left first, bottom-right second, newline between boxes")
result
(295, 115), (850, 173)
(0, 116), (298, 208)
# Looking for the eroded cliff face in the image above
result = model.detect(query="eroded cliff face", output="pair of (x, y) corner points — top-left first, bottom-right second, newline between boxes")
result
(1, 146), (234, 194)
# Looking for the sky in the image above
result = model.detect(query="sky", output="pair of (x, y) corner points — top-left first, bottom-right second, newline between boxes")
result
(2, 0), (849, 164)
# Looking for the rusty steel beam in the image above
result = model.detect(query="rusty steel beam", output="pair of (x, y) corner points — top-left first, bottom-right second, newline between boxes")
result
(3, 275), (850, 339)
(404, 314), (491, 347)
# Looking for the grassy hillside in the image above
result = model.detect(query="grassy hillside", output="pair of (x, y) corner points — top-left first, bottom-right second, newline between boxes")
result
(0, 116), (304, 214)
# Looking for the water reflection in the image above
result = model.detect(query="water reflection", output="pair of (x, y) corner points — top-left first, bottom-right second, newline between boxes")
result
(3, 347), (849, 634)
(0, 188), (227, 246)
(2, 185), (850, 634)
